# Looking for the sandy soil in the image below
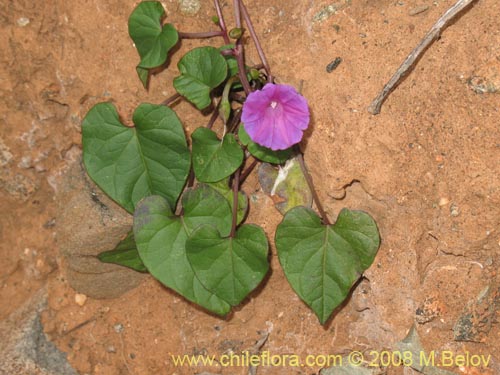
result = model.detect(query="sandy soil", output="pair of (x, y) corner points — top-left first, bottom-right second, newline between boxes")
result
(1, 0), (499, 374)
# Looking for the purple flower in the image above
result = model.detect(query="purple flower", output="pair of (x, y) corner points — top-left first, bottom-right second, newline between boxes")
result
(241, 83), (310, 151)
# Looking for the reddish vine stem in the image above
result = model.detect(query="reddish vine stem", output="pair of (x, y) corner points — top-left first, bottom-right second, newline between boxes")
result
(239, 0), (273, 82)
(214, 0), (231, 45)
(227, 108), (242, 133)
(233, 0), (252, 94)
(161, 93), (181, 106)
(178, 30), (225, 39)
(207, 104), (220, 130)
(240, 157), (259, 184)
(296, 153), (331, 225)
(234, 46), (252, 94)
(229, 92), (246, 103)
(230, 168), (241, 237)
(233, 0), (242, 27)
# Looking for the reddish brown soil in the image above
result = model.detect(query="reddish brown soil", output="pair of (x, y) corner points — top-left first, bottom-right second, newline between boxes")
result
(1, 0), (499, 374)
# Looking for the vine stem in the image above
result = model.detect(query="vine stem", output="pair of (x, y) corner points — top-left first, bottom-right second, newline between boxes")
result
(227, 108), (242, 133)
(240, 157), (258, 184)
(239, 0), (273, 82)
(230, 168), (241, 237)
(178, 30), (225, 39)
(160, 93), (181, 106)
(214, 0), (231, 45)
(296, 153), (331, 225)
(206, 108), (219, 130)
(233, 0), (252, 94)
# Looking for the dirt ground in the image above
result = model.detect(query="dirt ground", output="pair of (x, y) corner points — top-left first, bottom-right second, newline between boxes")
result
(1, 0), (499, 374)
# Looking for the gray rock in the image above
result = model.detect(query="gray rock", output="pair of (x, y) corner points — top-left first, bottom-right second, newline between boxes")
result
(56, 159), (146, 299)
(0, 288), (77, 375)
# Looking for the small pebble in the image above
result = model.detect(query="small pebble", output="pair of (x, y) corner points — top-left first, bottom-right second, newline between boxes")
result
(74, 293), (87, 306)
(178, 0), (201, 15)
(450, 204), (459, 217)
(438, 197), (449, 206)
(18, 156), (32, 169)
(106, 345), (117, 353)
(326, 57), (342, 73)
(17, 17), (30, 27)
(113, 323), (124, 333)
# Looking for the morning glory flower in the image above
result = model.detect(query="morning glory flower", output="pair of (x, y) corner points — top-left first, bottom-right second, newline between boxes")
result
(241, 83), (310, 151)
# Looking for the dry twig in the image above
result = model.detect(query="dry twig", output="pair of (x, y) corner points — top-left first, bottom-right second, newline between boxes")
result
(368, 0), (478, 115)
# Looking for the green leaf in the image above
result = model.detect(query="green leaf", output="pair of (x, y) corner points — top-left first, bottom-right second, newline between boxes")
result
(275, 207), (380, 324)
(204, 178), (248, 225)
(98, 231), (147, 273)
(238, 126), (292, 164)
(173, 47), (228, 110)
(186, 224), (269, 306)
(133, 186), (233, 315)
(192, 127), (244, 182)
(128, 1), (179, 69)
(225, 56), (239, 78)
(219, 44), (239, 79)
(82, 102), (190, 213)
(136, 66), (149, 89)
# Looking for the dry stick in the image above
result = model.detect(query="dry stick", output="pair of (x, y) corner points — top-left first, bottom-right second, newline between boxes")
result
(240, 0), (273, 82)
(247, 331), (269, 375)
(368, 0), (478, 115)
(61, 317), (96, 336)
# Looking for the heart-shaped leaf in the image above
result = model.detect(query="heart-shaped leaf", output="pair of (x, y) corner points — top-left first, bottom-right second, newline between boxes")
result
(133, 185), (233, 315)
(192, 127), (244, 182)
(238, 126), (293, 164)
(82, 102), (190, 213)
(98, 231), (147, 273)
(186, 224), (269, 306)
(173, 47), (228, 110)
(275, 207), (380, 324)
(204, 178), (248, 225)
(128, 1), (179, 69)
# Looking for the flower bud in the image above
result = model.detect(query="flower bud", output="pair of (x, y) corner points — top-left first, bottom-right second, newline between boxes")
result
(229, 27), (244, 39)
